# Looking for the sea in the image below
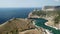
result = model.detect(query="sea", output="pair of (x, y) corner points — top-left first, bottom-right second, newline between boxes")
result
(0, 8), (60, 34)
(0, 8), (34, 24)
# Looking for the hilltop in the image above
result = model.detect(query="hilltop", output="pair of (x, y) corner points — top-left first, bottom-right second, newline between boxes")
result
(0, 18), (48, 34)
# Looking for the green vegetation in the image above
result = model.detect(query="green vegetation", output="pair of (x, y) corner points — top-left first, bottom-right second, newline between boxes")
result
(32, 10), (60, 24)
(54, 10), (60, 24)
(32, 10), (46, 16)
(11, 29), (18, 34)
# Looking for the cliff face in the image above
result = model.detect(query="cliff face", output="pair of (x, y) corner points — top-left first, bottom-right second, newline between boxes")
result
(28, 10), (60, 29)
(42, 6), (60, 11)
(0, 18), (46, 34)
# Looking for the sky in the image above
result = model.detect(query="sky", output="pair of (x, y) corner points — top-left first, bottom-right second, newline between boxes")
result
(0, 0), (60, 8)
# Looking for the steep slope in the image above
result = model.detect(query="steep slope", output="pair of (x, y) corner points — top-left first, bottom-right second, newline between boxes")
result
(28, 10), (60, 29)
(0, 18), (47, 34)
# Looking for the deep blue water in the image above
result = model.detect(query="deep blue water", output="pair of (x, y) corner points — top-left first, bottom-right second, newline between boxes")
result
(0, 8), (60, 34)
(0, 8), (34, 24)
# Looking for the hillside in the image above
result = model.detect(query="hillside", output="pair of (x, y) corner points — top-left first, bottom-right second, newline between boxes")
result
(0, 18), (47, 34)
(28, 10), (60, 29)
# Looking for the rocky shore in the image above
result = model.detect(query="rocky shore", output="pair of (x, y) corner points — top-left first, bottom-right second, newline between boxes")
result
(0, 6), (60, 34)
(32, 21), (52, 34)
(0, 18), (47, 34)
(28, 10), (60, 30)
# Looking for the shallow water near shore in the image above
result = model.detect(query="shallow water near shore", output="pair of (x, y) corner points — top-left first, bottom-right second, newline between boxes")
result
(0, 8), (60, 34)
(30, 18), (60, 34)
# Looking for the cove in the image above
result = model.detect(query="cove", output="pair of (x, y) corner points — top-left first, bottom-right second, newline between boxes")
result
(30, 18), (60, 34)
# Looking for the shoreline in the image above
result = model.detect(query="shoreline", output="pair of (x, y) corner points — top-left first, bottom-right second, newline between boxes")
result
(0, 18), (26, 27)
(0, 18), (14, 27)
(32, 21), (52, 34)
(45, 22), (59, 30)
(45, 29), (53, 34)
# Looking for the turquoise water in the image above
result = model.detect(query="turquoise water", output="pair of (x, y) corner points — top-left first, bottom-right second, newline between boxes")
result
(30, 18), (60, 34)
(0, 8), (60, 34)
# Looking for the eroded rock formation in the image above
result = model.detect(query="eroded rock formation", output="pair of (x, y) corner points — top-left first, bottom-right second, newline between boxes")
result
(28, 10), (60, 29)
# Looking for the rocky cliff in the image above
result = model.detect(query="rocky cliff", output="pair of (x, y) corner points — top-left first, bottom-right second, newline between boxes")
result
(28, 10), (60, 29)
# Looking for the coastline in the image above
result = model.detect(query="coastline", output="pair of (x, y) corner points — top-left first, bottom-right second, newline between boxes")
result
(32, 21), (52, 34)
(45, 29), (53, 34)
(0, 18), (15, 27)
(45, 22), (59, 30)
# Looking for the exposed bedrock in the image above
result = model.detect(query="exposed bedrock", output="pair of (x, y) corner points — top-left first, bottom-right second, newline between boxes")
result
(28, 10), (60, 29)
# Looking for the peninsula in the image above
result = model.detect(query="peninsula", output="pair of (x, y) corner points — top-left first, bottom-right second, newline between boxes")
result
(28, 6), (60, 29)
(0, 18), (49, 34)
(0, 6), (60, 34)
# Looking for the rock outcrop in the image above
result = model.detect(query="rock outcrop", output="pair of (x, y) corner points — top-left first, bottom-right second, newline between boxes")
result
(28, 10), (60, 29)
(42, 6), (60, 11)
